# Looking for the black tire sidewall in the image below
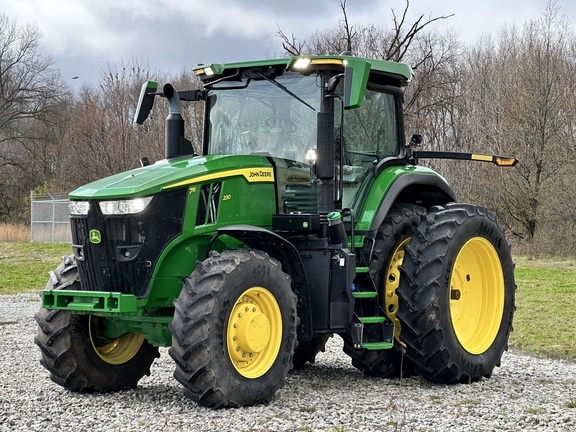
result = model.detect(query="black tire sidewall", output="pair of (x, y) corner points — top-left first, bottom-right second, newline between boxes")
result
(204, 251), (297, 406)
(398, 204), (516, 382)
(436, 209), (515, 374)
(370, 204), (426, 303)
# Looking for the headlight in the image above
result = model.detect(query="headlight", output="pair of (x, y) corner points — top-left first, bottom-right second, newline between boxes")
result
(99, 197), (153, 215)
(69, 201), (90, 215)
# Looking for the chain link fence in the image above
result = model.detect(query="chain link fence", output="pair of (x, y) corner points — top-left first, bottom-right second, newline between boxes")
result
(30, 192), (71, 242)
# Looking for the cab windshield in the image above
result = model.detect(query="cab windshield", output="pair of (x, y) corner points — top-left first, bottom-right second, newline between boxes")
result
(205, 73), (320, 162)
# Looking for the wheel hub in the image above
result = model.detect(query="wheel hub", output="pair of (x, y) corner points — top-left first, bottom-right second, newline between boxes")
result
(235, 309), (271, 353)
(227, 287), (282, 379)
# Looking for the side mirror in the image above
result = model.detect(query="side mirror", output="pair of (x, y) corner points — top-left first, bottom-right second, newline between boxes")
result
(134, 81), (158, 125)
(410, 134), (423, 146)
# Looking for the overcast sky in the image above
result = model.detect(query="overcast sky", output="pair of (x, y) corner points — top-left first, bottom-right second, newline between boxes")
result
(3, 0), (575, 88)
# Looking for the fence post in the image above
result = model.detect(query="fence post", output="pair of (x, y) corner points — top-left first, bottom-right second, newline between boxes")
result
(30, 191), (34, 242)
(50, 193), (55, 242)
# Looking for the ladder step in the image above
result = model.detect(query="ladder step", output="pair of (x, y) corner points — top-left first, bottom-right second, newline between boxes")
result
(352, 291), (378, 298)
(356, 267), (370, 273)
(358, 316), (386, 324)
(361, 342), (394, 350)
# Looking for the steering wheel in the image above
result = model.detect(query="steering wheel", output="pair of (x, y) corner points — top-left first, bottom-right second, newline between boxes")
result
(264, 116), (297, 133)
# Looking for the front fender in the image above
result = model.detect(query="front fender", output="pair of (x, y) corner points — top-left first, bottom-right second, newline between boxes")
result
(210, 225), (313, 342)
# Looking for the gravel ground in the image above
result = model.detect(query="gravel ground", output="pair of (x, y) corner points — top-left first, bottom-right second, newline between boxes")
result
(1, 293), (575, 432)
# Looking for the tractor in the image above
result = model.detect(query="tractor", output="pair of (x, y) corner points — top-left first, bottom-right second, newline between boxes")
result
(35, 54), (517, 408)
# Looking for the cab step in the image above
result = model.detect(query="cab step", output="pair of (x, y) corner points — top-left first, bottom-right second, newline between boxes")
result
(352, 291), (378, 299)
(358, 316), (386, 324)
(361, 342), (394, 350)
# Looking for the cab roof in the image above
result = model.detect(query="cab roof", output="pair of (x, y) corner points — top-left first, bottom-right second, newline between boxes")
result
(193, 55), (412, 109)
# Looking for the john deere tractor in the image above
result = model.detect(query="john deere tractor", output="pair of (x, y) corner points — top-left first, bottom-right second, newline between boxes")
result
(35, 54), (517, 408)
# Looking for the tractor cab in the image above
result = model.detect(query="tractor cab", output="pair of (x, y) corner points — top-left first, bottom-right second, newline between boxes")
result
(196, 56), (411, 213)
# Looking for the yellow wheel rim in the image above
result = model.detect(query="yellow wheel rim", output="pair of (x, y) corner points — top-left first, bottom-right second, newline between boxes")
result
(384, 238), (410, 344)
(89, 316), (144, 365)
(450, 237), (505, 355)
(227, 287), (282, 379)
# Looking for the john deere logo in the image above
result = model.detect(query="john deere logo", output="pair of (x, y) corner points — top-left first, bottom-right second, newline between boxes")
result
(89, 229), (101, 244)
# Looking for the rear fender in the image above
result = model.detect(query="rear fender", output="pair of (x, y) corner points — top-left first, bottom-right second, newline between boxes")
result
(355, 167), (455, 233)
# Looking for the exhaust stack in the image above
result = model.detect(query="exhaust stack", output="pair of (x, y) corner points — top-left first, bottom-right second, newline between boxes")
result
(163, 84), (193, 159)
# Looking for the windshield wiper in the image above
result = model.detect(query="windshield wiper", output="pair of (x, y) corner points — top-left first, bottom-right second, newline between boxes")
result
(255, 71), (316, 111)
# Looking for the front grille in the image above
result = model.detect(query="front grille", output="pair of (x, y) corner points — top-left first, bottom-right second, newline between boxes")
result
(70, 189), (187, 297)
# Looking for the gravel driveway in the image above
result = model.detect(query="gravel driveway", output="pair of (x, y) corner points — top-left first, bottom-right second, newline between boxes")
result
(1, 293), (575, 431)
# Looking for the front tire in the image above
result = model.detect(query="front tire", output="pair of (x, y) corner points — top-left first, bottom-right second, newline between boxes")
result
(396, 203), (516, 383)
(34, 256), (159, 392)
(169, 249), (298, 408)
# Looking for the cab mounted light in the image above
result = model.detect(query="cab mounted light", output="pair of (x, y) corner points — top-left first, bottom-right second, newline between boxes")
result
(195, 67), (215, 76)
(290, 58), (345, 71)
(291, 58), (311, 70)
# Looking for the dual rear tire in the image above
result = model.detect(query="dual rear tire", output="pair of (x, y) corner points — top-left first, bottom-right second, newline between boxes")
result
(396, 203), (516, 382)
(343, 202), (515, 384)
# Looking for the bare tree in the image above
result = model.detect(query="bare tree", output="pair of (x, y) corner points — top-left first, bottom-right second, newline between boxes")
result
(63, 60), (204, 188)
(277, 0), (453, 62)
(452, 0), (576, 254)
(64, 59), (158, 184)
(0, 14), (68, 222)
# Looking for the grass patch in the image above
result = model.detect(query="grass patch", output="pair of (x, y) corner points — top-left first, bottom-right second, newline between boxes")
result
(509, 256), (576, 362)
(299, 406), (316, 413)
(0, 223), (30, 242)
(0, 242), (72, 294)
(525, 407), (546, 415)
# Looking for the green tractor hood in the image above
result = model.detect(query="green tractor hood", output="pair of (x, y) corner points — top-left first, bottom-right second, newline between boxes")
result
(69, 154), (274, 200)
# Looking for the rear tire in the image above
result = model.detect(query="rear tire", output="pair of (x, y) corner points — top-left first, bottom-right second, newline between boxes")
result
(343, 204), (425, 377)
(396, 203), (516, 383)
(169, 249), (298, 408)
(34, 255), (159, 392)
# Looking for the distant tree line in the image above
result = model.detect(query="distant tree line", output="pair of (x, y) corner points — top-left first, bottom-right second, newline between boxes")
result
(0, 0), (574, 255)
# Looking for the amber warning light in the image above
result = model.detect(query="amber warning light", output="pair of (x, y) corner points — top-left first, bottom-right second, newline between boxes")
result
(494, 157), (518, 167)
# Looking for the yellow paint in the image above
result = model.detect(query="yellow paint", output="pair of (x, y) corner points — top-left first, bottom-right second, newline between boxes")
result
(449, 237), (505, 355)
(384, 237), (410, 347)
(471, 154), (493, 162)
(227, 287), (282, 379)
(163, 167), (275, 190)
(89, 316), (144, 365)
